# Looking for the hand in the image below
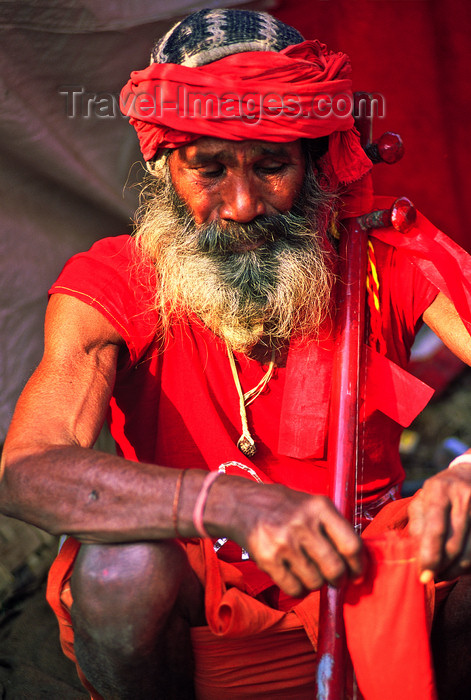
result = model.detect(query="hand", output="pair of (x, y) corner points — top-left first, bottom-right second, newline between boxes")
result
(232, 483), (365, 597)
(408, 459), (471, 582)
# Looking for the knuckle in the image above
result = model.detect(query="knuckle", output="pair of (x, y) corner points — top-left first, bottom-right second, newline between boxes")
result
(280, 570), (304, 597)
(312, 545), (345, 577)
(444, 541), (460, 561)
(408, 496), (422, 518)
(255, 547), (279, 570)
(303, 572), (324, 591)
(315, 495), (333, 512)
(462, 490), (471, 511)
(309, 563), (324, 583)
(419, 541), (442, 566)
(424, 517), (446, 536)
(340, 536), (362, 558)
(422, 479), (447, 502)
(288, 582), (304, 597)
(324, 559), (346, 583)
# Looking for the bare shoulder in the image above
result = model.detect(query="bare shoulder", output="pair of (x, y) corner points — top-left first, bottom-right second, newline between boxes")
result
(5, 294), (124, 455)
(45, 293), (124, 353)
(422, 291), (471, 365)
(40, 292), (124, 390)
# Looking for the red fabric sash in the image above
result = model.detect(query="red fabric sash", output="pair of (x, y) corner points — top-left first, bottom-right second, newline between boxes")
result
(279, 198), (471, 460)
(371, 197), (471, 335)
(120, 41), (372, 184)
(344, 533), (437, 700)
(343, 499), (438, 700)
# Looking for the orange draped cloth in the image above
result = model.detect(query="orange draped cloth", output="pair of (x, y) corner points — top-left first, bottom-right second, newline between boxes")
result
(47, 497), (451, 700)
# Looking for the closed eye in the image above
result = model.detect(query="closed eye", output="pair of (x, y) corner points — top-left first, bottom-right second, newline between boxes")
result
(257, 163), (286, 175)
(197, 165), (225, 179)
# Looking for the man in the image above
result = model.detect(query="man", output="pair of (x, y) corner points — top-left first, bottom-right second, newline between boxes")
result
(1, 8), (471, 699)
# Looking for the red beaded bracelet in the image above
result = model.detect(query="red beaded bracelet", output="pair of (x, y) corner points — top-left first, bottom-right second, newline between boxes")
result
(192, 471), (221, 538)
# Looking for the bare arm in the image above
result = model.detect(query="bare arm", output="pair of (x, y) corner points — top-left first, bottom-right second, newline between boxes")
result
(0, 293), (364, 596)
(422, 291), (471, 366)
(408, 292), (471, 580)
(0, 293), (204, 542)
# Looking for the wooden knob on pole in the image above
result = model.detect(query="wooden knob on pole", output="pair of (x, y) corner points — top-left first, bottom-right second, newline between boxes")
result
(357, 196), (416, 233)
(365, 132), (404, 164)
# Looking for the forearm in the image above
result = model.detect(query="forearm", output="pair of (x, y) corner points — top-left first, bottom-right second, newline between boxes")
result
(1, 440), (366, 595)
(0, 444), (243, 543)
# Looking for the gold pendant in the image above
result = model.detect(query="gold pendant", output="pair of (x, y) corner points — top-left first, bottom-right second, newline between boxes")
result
(237, 435), (257, 457)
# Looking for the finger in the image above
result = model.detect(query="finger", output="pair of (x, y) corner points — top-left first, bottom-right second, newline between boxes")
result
(416, 498), (450, 576)
(408, 481), (451, 576)
(299, 533), (349, 586)
(410, 472), (471, 580)
(408, 492), (426, 539)
(287, 546), (327, 590)
(267, 559), (310, 597)
(320, 515), (365, 578)
(444, 494), (471, 563)
(247, 530), (319, 596)
(409, 493), (434, 582)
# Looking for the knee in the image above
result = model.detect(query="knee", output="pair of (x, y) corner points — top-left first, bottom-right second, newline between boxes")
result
(70, 540), (188, 651)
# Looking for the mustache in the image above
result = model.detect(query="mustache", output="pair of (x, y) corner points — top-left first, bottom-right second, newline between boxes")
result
(195, 212), (311, 254)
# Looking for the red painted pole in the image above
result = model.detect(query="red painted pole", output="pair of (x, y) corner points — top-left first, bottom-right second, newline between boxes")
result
(316, 217), (368, 700)
(315, 92), (409, 698)
(315, 197), (415, 699)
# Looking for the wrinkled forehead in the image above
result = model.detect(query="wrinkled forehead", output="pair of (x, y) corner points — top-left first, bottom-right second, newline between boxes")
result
(172, 137), (305, 164)
(151, 8), (304, 67)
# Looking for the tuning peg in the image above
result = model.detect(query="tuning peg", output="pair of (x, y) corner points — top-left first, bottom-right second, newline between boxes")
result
(358, 196), (416, 233)
(365, 132), (404, 164)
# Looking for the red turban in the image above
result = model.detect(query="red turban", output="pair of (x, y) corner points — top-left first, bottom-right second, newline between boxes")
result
(120, 41), (372, 185)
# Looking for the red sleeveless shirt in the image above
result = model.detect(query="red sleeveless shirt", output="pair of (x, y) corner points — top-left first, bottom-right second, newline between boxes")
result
(49, 226), (441, 519)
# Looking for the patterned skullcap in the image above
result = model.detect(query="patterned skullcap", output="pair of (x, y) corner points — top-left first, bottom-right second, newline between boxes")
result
(151, 8), (305, 67)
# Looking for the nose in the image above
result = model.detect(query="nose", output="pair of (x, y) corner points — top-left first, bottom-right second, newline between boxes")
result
(218, 176), (266, 223)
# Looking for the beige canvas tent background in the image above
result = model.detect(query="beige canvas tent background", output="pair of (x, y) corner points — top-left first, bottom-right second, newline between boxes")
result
(0, 0), (275, 441)
(2, 0), (471, 443)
